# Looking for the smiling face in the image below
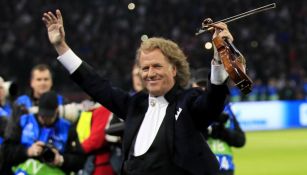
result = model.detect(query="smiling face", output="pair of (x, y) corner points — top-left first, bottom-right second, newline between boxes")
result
(139, 48), (176, 97)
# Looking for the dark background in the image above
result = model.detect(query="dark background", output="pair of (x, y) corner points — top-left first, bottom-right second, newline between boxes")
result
(1, 0), (306, 101)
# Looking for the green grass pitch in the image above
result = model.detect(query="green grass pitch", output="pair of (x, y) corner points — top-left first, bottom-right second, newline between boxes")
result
(233, 128), (307, 175)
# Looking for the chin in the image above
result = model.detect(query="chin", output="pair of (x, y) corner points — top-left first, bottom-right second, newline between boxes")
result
(150, 91), (163, 97)
(147, 89), (157, 96)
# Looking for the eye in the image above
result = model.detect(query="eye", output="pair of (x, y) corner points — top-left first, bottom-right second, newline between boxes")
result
(142, 66), (149, 72)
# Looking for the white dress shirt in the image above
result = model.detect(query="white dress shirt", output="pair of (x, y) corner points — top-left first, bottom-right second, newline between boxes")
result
(133, 96), (168, 156)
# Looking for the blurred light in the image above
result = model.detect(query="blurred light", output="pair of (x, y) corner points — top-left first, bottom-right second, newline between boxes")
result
(251, 41), (258, 48)
(204, 42), (213, 50)
(128, 3), (136, 10)
(141, 34), (148, 41)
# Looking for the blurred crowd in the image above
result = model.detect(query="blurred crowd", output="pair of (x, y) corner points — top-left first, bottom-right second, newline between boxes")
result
(1, 0), (307, 101)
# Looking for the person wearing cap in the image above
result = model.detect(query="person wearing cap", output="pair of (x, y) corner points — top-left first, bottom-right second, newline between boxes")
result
(192, 68), (246, 175)
(191, 68), (210, 91)
(1, 91), (86, 174)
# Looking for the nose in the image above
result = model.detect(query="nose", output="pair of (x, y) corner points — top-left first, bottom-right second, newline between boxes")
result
(148, 67), (156, 78)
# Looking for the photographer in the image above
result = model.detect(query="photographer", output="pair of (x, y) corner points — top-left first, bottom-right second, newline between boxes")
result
(1, 91), (86, 174)
(204, 105), (246, 175)
(192, 68), (246, 175)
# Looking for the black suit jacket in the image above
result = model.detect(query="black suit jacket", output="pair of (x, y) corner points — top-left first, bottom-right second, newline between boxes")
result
(71, 62), (229, 175)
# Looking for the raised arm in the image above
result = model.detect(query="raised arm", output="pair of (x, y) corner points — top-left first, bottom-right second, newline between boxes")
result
(42, 10), (70, 55)
(41, 10), (130, 119)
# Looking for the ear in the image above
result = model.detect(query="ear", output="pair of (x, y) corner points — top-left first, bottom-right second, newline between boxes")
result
(172, 65), (177, 77)
(30, 78), (34, 89)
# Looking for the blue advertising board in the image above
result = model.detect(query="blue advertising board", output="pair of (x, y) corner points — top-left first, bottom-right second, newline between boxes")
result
(230, 100), (307, 131)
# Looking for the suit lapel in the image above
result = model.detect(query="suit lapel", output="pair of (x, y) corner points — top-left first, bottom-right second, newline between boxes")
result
(123, 96), (148, 157)
(164, 83), (182, 157)
(164, 101), (176, 156)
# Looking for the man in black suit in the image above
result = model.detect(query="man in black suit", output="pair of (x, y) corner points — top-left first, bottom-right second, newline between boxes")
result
(43, 10), (232, 175)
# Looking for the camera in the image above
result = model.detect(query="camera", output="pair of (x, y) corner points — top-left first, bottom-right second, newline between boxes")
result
(39, 128), (56, 163)
(41, 144), (56, 163)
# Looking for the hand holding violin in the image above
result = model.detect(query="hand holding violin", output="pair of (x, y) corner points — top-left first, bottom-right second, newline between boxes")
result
(205, 21), (234, 64)
(202, 19), (253, 94)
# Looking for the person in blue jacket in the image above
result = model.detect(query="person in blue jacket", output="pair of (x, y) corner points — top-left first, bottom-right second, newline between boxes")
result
(15, 64), (65, 119)
(1, 91), (86, 174)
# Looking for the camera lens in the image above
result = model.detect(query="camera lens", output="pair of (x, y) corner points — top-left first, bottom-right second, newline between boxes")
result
(41, 146), (55, 163)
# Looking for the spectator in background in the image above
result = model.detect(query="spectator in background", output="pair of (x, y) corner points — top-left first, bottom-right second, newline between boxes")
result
(0, 76), (14, 118)
(130, 64), (144, 95)
(0, 76), (18, 169)
(76, 64), (144, 175)
(1, 1), (307, 101)
(279, 79), (296, 100)
(192, 68), (246, 175)
(1, 91), (86, 174)
(205, 105), (246, 175)
(0, 77), (10, 144)
(266, 77), (279, 101)
(77, 103), (116, 175)
(15, 64), (65, 116)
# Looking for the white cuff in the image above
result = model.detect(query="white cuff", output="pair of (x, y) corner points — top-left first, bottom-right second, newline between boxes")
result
(57, 49), (82, 74)
(210, 63), (228, 85)
(213, 44), (220, 61)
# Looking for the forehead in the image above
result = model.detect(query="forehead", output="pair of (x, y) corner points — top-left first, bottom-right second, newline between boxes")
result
(43, 115), (56, 121)
(139, 49), (170, 66)
(39, 115), (57, 124)
(32, 69), (51, 78)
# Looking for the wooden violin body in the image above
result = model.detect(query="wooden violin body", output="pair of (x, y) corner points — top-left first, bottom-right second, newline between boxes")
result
(213, 36), (253, 94)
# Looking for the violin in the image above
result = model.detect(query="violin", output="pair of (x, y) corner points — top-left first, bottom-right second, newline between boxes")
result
(212, 32), (253, 94)
(196, 3), (276, 94)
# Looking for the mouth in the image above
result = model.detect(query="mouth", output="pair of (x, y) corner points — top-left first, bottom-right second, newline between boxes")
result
(146, 79), (160, 85)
